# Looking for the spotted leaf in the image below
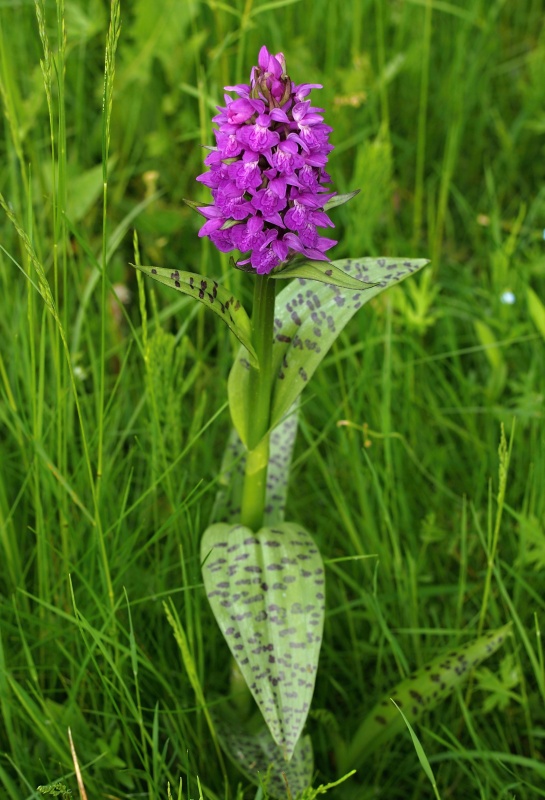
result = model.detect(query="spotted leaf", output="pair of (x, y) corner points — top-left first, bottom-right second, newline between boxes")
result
(201, 522), (325, 760)
(271, 260), (377, 290)
(263, 404), (300, 526)
(212, 708), (313, 799)
(342, 623), (512, 770)
(133, 265), (257, 367)
(228, 257), (429, 442)
(210, 427), (247, 525)
(211, 401), (300, 526)
(37, 784), (72, 799)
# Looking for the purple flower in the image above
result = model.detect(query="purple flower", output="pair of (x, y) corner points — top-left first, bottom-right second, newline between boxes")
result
(196, 46), (337, 274)
(238, 113), (280, 152)
(228, 150), (263, 191)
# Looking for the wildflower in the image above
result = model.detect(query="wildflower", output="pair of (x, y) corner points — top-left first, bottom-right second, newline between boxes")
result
(196, 46), (336, 274)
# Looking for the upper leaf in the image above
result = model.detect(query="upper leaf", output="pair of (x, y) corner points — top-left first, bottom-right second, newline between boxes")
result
(270, 257), (429, 425)
(228, 257), (429, 443)
(270, 259), (377, 290)
(133, 264), (258, 367)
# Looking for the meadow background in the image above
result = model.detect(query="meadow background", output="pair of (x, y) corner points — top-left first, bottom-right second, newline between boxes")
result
(1, 0), (545, 797)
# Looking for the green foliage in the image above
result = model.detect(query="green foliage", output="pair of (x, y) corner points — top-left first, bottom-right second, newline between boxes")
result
(229, 257), (428, 443)
(135, 264), (258, 366)
(271, 259), (377, 289)
(342, 623), (512, 769)
(0, 0), (544, 798)
(390, 702), (443, 800)
(212, 710), (313, 800)
(297, 771), (356, 799)
(212, 402), (300, 526)
(37, 784), (72, 799)
(201, 522), (325, 759)
(475, 652), (522, 714)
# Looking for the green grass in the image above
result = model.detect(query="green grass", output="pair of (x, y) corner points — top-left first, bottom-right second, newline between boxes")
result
(1, 0), (545, 797)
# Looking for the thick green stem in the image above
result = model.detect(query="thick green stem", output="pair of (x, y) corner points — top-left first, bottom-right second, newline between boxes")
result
(239, 274), (276, 531)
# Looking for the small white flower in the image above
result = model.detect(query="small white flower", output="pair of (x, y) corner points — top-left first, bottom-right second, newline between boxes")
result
(500, 290), (516, 305)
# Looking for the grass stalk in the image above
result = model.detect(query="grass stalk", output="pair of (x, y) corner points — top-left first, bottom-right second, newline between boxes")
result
(412, 0), (432, 248)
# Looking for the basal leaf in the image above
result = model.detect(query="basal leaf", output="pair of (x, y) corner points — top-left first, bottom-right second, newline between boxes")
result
(212, 708), (313, 799)
(201, 521), (325, 760)
(211, 401), (300, 526)
(342, 623), (512, 770)
(133, 265), (258, 367)
(270, 260), (377, 290)
(228, 257), (429, 441)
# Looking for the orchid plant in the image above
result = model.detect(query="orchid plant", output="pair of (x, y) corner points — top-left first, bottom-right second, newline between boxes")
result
(135, 47), (510, 798)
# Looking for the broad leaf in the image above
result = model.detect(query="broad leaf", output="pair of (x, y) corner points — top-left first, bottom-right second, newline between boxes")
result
(228, 257), (429, 442)
(342, 623), (512, 770)
(211, 401), (300, 527)
(269, 257), (429, 426)
(201, 521), (325, 759)
(133, 265), (258, 367)
(271, 260), (377, 290)
(212, 709), (313, 799)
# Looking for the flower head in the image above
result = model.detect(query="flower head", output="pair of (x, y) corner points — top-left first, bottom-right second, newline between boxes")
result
(196, 46), (336, 274)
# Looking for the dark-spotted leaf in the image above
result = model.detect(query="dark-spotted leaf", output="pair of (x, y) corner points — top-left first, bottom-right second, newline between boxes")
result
(201, 521), (325, 760)
(342, 623), (512, 771)
(269, 257), (429, 426)
(264, 402), (300, 526)
(210, 427), (247, 525)
(211, 402), (300, 526)
(270, 260), (377, 290)
(37, 784), (72, 799)
(228, 257), (428, 441)
(133, 265), (258, 367)
(212, 708), (313, 799)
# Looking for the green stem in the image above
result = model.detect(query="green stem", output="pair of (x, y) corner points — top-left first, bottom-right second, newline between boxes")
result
(239, 274), (276, 531)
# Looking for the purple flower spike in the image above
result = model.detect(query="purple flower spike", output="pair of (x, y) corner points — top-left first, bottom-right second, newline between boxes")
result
(196, 47), (337, 274)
